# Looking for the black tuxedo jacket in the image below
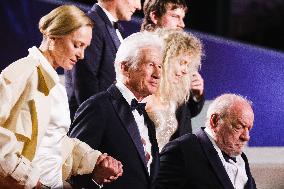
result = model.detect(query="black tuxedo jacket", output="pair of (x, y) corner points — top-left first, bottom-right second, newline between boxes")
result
(156, 128), (256, 189)
(170, 95), (205, 141)
(65, 4), (122, 120)
(69, 85), (159, 189)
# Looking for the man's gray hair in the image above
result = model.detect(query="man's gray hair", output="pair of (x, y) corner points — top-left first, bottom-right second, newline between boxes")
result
(114, 31), (164, 82)
(205, 93), (253, 127)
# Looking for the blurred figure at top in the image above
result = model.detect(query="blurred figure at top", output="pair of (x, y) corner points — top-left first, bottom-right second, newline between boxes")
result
(141, 0), (187, 31)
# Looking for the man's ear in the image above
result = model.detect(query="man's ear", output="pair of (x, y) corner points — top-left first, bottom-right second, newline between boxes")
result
(150, 11), (159, 25)
(210, 113), (219, 129)
(121, 61), (130, 76)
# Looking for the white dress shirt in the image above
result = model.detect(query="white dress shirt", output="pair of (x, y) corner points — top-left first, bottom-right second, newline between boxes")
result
(31, 47), (71, 189)
(116, 81), (152, 174)
(204, 127), (248, 189)
(97, 3), (123, 42)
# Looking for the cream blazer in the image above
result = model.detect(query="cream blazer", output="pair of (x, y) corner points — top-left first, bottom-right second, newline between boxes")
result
(0, 47), (100, 189)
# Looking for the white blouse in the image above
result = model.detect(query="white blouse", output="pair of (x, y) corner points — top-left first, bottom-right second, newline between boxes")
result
(32, 83), (71, 188)
(30, 47), (71, 189)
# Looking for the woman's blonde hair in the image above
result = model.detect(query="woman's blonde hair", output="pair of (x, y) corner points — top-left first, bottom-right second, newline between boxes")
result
(156, 29), (203, 105)
(39, 5), (93, 37)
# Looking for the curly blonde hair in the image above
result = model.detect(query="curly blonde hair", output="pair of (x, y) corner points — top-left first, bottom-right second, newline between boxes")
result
(155, 29), (203, 105)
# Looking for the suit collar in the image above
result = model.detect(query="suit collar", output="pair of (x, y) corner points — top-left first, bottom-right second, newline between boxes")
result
(29, 47), (58, 96)
(89, 4), (112, 27)
(88, 4), (121, 49)
(242, 153), (255, 189)
(2, 47), (58, 96)
(96, 3), (118, 23)
(115, 81), (137, 105)
(107, 85), (150, 175)
(196, 127), (235, 189)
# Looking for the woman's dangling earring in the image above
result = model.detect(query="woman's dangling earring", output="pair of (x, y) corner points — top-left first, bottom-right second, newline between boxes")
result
(49, 40), (54, 51)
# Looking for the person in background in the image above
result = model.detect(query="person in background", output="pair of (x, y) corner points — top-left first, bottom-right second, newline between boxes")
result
(65, 0), (142, 120)
(0, 5), (122, 189)
(69, 31), (163, 189)
(156, 94), (256, 189)
(141, 0), (187, 31)
(144, 29), (203, 150)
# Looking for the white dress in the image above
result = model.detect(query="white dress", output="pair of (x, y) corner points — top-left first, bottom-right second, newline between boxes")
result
(147, 101), (178, 151)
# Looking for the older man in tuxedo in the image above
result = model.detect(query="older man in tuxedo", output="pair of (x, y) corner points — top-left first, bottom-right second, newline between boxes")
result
(69, 31), (164, 189)
(156, 93), (256, 189)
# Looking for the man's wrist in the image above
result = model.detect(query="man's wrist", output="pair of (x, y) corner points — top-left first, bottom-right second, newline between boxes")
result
(33, 181), (51, 189)
(193, 94), (202, 102)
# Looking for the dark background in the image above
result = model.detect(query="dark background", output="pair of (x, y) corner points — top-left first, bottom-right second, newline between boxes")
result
(76, 0), (284, 52)
(0, 0), (284, 146)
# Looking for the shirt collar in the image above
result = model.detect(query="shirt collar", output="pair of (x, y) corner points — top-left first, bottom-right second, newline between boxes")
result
(116, 81), (138, 106)
(28, 46), (59, 82)
(204, 126), (215, 141)
(204, 127), (239, 159)
(97, 3), (118, 24)
(204, 127), (230, 161)
(204, 127), (224, 153)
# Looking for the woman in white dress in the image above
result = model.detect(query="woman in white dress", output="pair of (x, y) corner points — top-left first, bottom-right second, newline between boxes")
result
(145, 29), (203, 151)
(0, 5), (122, 189)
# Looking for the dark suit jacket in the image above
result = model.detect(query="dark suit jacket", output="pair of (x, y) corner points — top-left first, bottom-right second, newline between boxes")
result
(69, 84), (159, 189)
(65, 4), (121, 120)
(156, 127), (256, 189)
(170, 95), (205, 141)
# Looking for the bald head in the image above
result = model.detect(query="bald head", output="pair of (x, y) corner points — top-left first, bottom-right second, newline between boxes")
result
(206, 94), (254, 156)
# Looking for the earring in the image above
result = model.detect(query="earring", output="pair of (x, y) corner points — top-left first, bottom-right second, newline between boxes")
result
(49, 40), (54, 51)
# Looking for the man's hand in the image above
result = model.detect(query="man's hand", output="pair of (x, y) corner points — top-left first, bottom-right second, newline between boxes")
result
(190, 72), (204, 100)
(33, 181), (50, 189)
(92, 153), (123, 185)
(0, 176), (25, 189)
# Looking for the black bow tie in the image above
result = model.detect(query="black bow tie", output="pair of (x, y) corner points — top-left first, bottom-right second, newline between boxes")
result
(131, 99), (146, 115)
(221, 151), (237, 163)
(113, 21), (122, 30)
(113, 21), (125, 38)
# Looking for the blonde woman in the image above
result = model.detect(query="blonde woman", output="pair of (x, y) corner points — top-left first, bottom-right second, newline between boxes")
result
(145, 30), (203, 150)
(0, 5), (121, 189)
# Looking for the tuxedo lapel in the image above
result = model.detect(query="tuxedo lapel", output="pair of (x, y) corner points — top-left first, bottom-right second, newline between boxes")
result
(106, 24), (121, 50)
(143, 112), (159, 179)
(88, 4), (120, 50)
(242, 153), (256, 189)
(196, 128), (234, 189)
(107, 85), (148, 172)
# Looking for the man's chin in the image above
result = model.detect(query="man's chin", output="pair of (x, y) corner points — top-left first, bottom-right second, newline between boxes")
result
(149, 87), (158, 95)
(119, 15), (132, 21)
(230, 148), (243, 156)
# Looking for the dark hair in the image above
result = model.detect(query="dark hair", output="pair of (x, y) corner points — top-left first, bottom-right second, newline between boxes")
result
(141, 0), (188, 31)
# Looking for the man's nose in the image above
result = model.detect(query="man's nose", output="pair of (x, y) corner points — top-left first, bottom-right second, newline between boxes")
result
(77, 49), (84, 60)
(178, 19), (185, 29)
(240, 128), (250, 141)
(134, 0), (142, 10)
(181, 65), (188, 75)
(153, 66), (161, 79)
